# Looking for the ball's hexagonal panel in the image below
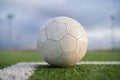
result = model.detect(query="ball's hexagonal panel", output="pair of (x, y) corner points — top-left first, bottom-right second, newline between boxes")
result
(37, 30), (47, 50)
(55, 16), (75, 23)
(66, 21), (85, 39)
(41, 40), (62, 64)
(57, 51), (80, 66)
(76, 37), (88, 60)
(60, 34), (77, 52)
(40, 18), (54, 31)
(47, 22), (67, 40)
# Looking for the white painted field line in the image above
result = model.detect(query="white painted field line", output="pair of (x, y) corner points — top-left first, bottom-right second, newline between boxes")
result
(78, 61), (120, 65)
(0, 62), (45, 80)
(0, 61), (120, 80)
(19, 61), (120, 65)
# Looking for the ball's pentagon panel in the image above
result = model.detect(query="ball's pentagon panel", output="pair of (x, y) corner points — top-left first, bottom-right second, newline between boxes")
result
(76, 37), (88, 59)
(47, 22), (67, 40)
(40, 18), (54, 31)
(66, 21), (84, 39)
(41, 40), (62, 61)
(55, 17), (76, 23)
(37, 30), (47, 49)
(57, 51), (80, 66)
(60, 34), (77, 52)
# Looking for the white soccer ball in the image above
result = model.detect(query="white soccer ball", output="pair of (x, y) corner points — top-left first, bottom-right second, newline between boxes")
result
(37, 16), (88, 67)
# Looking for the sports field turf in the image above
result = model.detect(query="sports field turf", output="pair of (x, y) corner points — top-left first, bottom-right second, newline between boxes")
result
(29, 65), (120, 80)
(0, 50), (41, 69)
(0, 50), (120, 69)
(0, 50), (120, 80)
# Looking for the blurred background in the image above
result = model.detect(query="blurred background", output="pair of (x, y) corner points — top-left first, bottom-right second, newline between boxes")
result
(0, 0), (120, 51)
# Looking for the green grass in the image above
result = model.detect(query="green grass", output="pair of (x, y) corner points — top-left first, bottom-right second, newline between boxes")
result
(0, 50), (120, 80)
(0, 50), (41, 69)
(83, 50), (120, 61)
(29, 65), (120, 80)
(0, 50), (120, 69)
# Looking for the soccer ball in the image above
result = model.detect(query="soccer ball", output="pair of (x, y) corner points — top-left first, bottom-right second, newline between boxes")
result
(37, 16), (88, 67)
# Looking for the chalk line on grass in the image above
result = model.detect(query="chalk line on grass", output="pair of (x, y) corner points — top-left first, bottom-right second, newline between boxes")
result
(0, 62), (46, 80)
(0, 61), (120, 80)
(77, 61), (120, 65)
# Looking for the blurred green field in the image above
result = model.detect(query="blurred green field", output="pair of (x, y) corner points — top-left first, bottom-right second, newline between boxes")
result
(29, 65), (120, 80)
(0, 50), (120, 80)
(0, 50), (120, 69)
(82, 50), (120, 61)
(0, 50), (41, 69)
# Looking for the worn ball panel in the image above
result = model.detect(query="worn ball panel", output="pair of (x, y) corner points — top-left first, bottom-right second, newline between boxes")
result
(57, 51), (81, 66)
(60, 34), (77, 52)
(76, 37), (88, 60)
(37, 16), (88, 67)
(37, 30), (47, 50)
(66, 22), (84, 39)
(55, 17), (76, 23)
(41, 40), (62, 60)
(40, 18), (54, 31)
(47, 22), (67, 40)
